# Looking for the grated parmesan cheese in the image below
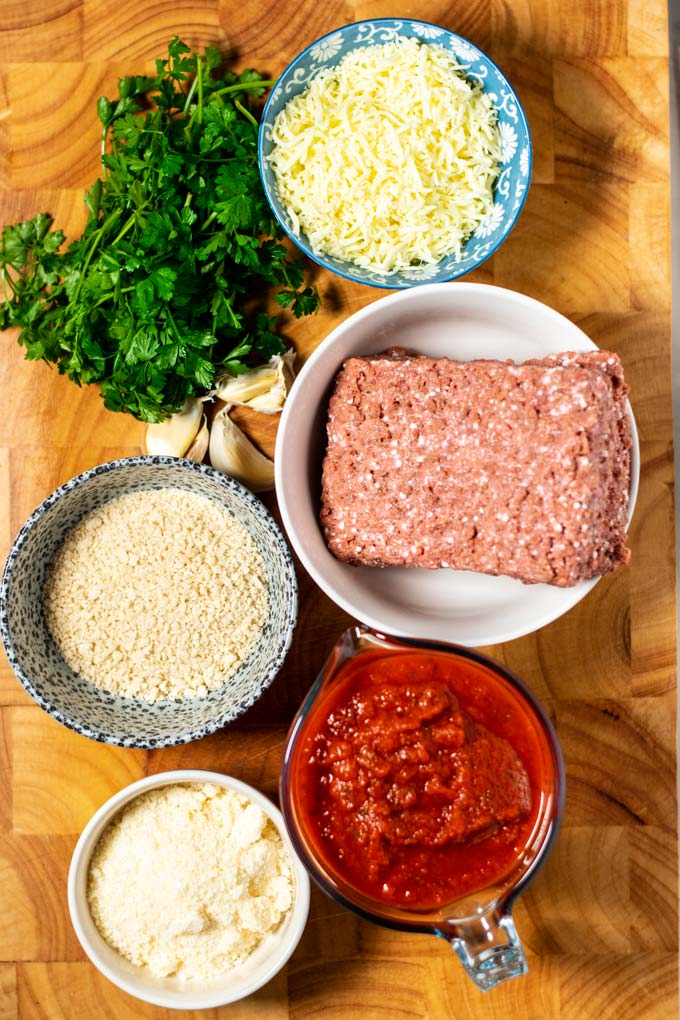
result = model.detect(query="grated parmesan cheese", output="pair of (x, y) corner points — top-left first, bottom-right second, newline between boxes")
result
(87, 784), (294, 980)
(269, 37), (502, 273)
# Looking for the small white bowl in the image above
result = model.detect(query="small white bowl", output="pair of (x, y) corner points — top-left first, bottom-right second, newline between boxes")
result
(68, 770), (310, 1010)
(275, 283), (640, 647)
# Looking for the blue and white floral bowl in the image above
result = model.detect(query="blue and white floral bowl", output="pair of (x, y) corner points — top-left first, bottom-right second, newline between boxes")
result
(258, 19), (532, 289)
(0, 458), (298, 747)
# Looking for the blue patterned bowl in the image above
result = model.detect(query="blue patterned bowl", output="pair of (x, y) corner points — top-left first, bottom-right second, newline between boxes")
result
(258, 18), (531, 289)
(0, 458), (298, 748)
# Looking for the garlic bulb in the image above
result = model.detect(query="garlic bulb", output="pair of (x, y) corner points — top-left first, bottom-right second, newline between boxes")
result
(214, 350), (296, 414)
(144, 398), (207, 458)
(209, 405), (275, 492)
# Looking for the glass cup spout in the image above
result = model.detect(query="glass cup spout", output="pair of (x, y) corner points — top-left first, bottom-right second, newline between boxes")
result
(440, 906), (527, 992)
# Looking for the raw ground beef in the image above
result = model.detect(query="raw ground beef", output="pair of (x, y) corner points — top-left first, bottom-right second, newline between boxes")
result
(320, 348), (632, 587)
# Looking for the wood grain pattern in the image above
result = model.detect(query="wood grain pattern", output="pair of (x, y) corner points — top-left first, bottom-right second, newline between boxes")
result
(0, 2), (676, 1018)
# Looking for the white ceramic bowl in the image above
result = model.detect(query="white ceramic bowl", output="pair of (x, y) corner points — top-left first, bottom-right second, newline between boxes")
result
(68, 770), (310, 1010)
(275, 283), (640, 646)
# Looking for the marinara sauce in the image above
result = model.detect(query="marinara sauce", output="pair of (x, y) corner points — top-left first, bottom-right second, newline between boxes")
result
(289, 648), (553, 911)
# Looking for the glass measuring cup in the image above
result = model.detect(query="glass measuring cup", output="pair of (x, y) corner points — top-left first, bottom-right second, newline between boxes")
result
(280, 626), (565, 992)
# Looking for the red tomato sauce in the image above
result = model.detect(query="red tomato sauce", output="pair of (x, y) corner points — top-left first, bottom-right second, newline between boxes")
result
(290, 650), (552, 910)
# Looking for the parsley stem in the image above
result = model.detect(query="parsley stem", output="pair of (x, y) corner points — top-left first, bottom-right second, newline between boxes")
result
(1, 268), (18, 300)
(200, 211), (217, 231)
(182, 76), (199, 114)
(196, 56), (204, 124)
(234, 99), (257, 127)
(213, 80), (275, 97)
(70, 210), (136, 308)
(110, 213), (137, 247)
(165, 305), (183, 342)
(183, 56), (205, 143)
(70, 209), (122, 304)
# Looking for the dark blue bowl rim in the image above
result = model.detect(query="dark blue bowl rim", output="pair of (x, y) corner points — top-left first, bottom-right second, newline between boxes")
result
(280, 626), (565, 934)
(257, 18), (533, 290)
(0, 456), (299, 748)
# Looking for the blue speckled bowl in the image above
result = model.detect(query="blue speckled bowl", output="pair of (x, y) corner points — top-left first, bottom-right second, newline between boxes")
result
(258, 18), (532, 289)
(0, 458), (298, 748)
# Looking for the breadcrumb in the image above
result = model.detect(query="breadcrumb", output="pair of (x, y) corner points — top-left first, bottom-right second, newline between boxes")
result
(43, 488), (268, 701)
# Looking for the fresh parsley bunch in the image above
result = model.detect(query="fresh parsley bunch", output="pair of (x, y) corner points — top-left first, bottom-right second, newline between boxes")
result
(0, 38), (318, 422)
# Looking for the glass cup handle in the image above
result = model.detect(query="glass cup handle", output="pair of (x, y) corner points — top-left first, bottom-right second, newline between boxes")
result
(446, 908), (528, 992)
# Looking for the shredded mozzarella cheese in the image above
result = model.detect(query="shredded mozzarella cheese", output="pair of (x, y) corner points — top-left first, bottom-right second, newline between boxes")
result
(269, 38), (502, 274)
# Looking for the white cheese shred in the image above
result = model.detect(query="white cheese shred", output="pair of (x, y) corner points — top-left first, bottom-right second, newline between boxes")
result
(269, 38), (502, 274)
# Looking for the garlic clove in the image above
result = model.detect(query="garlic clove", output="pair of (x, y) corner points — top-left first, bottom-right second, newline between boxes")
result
(216, 364), (279, 403)
(184, 416), (209, 462)
(144, 398), (205, 457)
(214, 349), (296, 414)
(209, 405), (275, 492)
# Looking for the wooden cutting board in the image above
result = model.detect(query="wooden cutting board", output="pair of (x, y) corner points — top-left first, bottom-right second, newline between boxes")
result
(0, 2), (676, 1018)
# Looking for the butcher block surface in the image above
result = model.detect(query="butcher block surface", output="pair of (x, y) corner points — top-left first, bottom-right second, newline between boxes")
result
(0, 1), (676, 1019)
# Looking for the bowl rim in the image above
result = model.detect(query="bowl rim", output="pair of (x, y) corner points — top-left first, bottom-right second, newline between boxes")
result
(257, 17), (533, 289)
(274, 282), (641, 646)
(67, 769), (311, 1009)
(0, 456), (298, 748)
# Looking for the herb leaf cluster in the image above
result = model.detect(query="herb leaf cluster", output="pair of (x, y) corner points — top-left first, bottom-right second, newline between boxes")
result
(0, 38), (318, 422)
